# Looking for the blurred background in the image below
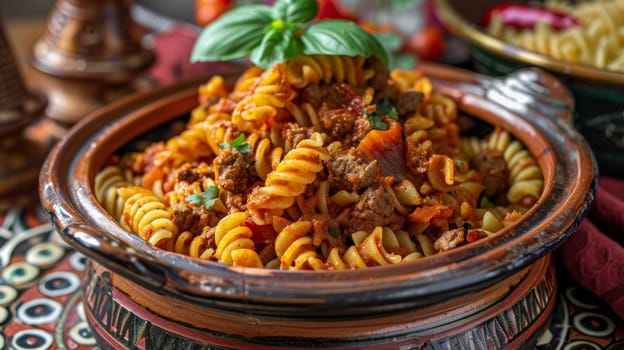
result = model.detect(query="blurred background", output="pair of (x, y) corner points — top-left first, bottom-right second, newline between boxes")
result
(2, 0), (54, 18)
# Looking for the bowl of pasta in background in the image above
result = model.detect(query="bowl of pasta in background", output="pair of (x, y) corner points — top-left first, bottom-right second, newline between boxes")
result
(40, 60), (596, 349)
(435, 0), (624, 177)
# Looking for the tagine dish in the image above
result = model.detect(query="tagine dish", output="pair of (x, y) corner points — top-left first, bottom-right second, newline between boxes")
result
(39, 0), (597, 348)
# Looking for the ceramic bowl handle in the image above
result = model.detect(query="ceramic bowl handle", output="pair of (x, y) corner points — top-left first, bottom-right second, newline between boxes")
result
(477, 67), (575, 123)
(431, 65), (575, 124)
(63, 221), (166, 288)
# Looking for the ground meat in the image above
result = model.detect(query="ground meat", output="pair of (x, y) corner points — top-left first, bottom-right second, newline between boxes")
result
(316, 107), (357, 140)
(213, 148), (250, 194)
(363, 56), (421, 119)
(303, 84), (365, 141)
(348, 116), (372, 146)
(347, 184), (405, 233)
(327, 150), (380, 192)
(434, 228), (465, 252)
(282, 122), (311, 151)
(175, 162), (214, 184)
(406, 141), (432, 175)
(225, 192), (245, 213)
(172, 203), (213, 236)
(395, 91), (424, 117)
(301, 84), (324, 107)
(470, 149), (509, 198)
(373, 86), (423, 119)
(302, 83), (363, 112)
(365, 56), (390, 94)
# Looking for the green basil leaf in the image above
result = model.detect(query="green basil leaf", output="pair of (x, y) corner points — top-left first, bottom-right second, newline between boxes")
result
(272, 0), (317, 23)
(251, 26), (304, 69)
(301, 20), (388, 64)
(392, 0), (423, 12)
(374, 32), (403, 52)
(191, 5), (273, 62)
(391, 54), (416, 70)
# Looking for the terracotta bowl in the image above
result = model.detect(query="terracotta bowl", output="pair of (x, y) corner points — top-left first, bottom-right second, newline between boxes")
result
(40, 63), (597, 349)
(435, 0), (624, 177)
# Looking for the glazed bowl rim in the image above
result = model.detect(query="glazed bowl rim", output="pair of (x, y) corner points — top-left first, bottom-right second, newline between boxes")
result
(435, 0), (624, 86)
(40, 62), (597, 308)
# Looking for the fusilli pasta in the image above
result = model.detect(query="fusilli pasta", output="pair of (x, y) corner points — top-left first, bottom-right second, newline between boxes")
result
(94, 54), (544, 270)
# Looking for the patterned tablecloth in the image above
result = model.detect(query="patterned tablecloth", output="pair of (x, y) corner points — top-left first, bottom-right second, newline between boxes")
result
(0, 205), (622, 350)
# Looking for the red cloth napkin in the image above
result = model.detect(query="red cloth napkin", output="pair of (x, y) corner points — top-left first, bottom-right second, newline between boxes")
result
(556, 176), (624, 320)
(148, 25), (220, 86)
(147, 26), (624, 320)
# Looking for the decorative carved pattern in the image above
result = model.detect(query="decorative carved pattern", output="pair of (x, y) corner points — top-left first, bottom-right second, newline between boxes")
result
(81, 259), (556, 349)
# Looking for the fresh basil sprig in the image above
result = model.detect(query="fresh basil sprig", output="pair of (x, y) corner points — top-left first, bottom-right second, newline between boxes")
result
(191, 0), (388, 69)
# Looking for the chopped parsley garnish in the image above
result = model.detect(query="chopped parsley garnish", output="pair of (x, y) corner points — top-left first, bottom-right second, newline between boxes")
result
(328, 227), (339, 238)
(365, 99), (399, 130)
(219, 134), (251, 155)
(376, 98), (399, 120)
(186, 185), (220, 210)
(450, 189), (457, 196)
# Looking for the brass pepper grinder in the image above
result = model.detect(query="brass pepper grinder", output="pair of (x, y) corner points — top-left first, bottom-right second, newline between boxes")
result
(30, 0), (153, 127)
(0, 18), (49, 211)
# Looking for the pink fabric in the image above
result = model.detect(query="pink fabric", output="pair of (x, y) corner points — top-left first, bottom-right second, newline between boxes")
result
(557, 176), (624, 320)
(148, 25), (216, 86)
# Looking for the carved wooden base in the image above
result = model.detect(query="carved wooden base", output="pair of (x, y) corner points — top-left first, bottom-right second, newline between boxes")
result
(81, 255), (556, 349)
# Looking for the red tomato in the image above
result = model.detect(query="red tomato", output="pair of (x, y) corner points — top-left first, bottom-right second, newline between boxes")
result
(195, 0), (233, 27)
(466, 230), (487, 243)
(403, 26), (446, 61)
(316, 0), (358, 22)
(244, 216), (278, 244)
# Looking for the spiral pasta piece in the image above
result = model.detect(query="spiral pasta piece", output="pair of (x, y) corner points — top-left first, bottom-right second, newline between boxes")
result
(391, 69), (434, 98)
(247, 132), (330, 224)
(214, 212), (263, 267)
(487, 128), (543, 205)
(173, 231), (214, 259)
(94, 165), (131, 220)
(117, 186), (178, 248)
(232, 64), (295, 134)
(326, 227), (402, 269)
(284, 55), (375, 88)
(274, 220), (325, 270)
(254, 138), (284, 180)
(381, 227), (423, 262)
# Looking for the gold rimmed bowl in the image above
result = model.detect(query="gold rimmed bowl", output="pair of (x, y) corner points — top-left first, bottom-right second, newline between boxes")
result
(436, 0), (624, 176)
(40, 62), (596, 349)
